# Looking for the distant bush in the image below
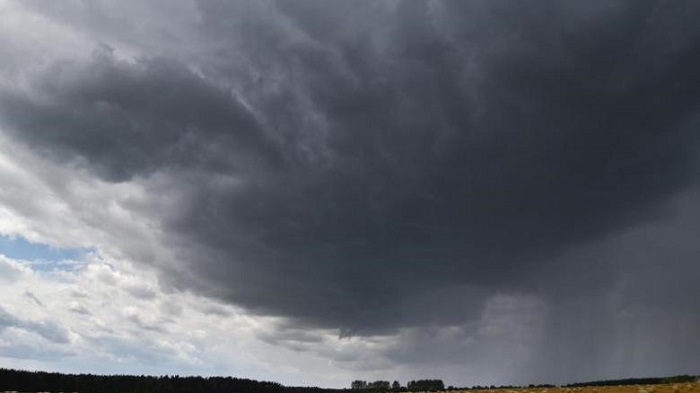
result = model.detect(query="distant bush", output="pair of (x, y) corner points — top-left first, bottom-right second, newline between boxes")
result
(407, 379), (445, 391)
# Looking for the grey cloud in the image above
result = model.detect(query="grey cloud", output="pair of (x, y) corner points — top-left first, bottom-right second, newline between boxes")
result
(256, 321), (326, 350)
(160, 301), (183, 317)
(0, 256), (24, 283)
(0, 0), (699, 383)
(122, 307), (169, 334)
(0, 306), (72, 344)
(372, 295), (547, 384)
(91, 335), (183, 366)
(24, 291), (44, 307)
(124, 284), (157, 300)
(124, 315), (167, 334)
(0, 47), (281, 181)
(0, 307), (20, 328)
(199, 304), (233, 317)
(160, 0), (700, 332)
(517, 189), (700, 383)
(0, 341), (74, 361)
(68, 304), (93, 316)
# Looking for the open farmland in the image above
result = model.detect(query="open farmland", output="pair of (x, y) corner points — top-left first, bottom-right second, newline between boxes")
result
(445, 383), (700, 393)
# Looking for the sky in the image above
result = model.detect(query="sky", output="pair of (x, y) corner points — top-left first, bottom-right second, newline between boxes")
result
(0, 0), (698, 388)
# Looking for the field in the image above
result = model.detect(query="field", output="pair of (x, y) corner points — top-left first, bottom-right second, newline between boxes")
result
(448, 383), (700, 393)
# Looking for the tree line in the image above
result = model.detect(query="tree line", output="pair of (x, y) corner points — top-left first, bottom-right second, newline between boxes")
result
(0, 368), (334, 393)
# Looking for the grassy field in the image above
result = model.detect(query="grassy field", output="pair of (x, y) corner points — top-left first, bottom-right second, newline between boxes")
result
(446, 383), (700, 393)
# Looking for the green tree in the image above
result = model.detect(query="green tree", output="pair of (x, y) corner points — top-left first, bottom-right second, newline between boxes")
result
(369, 380), (391, 390)
(352, 380), (368, 389)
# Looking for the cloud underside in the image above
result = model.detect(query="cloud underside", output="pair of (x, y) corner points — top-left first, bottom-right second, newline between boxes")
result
(0, 0), (699, 384)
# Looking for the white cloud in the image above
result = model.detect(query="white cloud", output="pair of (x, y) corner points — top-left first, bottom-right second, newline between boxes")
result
(0, 105), (354, 385)
(0, 247), (363, 385)
(0, 132), (353, 385)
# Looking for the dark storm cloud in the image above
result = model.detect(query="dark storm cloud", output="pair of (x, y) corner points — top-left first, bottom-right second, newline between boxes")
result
(0, 47), (281, 181)
(1, 0), (700, 341)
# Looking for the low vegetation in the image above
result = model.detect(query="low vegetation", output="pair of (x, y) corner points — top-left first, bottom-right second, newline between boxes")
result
(448, 381), (700, 393)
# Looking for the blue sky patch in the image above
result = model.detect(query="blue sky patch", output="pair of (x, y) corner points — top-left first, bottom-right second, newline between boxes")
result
(0, 235), (86, 270)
